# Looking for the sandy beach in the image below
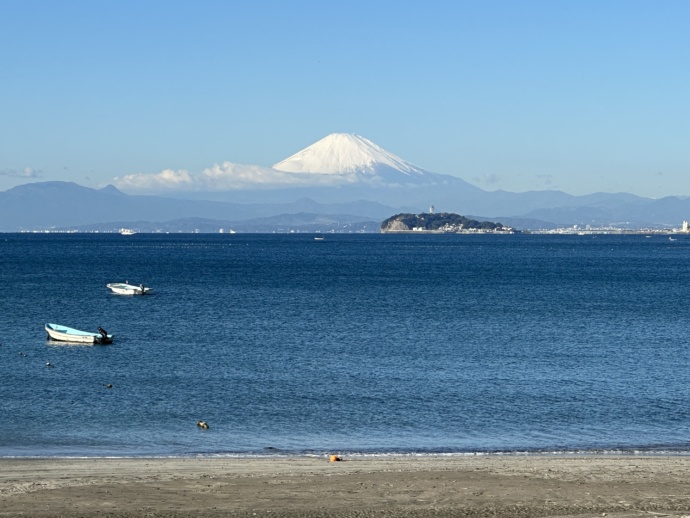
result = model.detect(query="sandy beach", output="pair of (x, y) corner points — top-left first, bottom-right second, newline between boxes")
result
(2, 456), (690, 517)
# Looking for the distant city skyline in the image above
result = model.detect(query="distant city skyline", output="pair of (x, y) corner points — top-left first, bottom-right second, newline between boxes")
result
(1, 1), (689, 199)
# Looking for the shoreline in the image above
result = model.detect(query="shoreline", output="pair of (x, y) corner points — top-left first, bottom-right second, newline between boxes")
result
(3, 455), (690, 517)
(3, 448), (690, 459)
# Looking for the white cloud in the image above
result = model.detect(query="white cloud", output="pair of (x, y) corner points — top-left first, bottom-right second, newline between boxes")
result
(113, 168), (197, 191)
(114, 162), (359, 192)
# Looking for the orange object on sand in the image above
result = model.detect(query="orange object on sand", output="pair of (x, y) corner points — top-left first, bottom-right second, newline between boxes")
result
(329, 455), (342, 462)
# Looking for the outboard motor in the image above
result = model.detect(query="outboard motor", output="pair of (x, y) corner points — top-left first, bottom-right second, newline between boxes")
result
(97, 327), (108, 341)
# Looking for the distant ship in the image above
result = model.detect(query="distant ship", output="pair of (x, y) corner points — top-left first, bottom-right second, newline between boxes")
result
(120, 228), (136, 236)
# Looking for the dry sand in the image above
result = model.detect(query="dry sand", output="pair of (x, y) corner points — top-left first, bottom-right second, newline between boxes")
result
(2, 455), (690, 517)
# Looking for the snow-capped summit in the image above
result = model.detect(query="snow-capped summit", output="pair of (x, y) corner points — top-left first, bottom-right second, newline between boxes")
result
(273, 133), (429, 178)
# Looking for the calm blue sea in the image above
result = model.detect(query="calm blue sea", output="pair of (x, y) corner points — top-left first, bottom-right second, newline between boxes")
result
(1, 233), (690, 457)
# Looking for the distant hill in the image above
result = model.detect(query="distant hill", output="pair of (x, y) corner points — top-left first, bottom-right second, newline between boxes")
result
(0, 182), (394, 232)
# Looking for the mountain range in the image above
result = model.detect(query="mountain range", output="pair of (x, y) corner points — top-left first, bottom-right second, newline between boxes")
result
(2, 133), (689, 232)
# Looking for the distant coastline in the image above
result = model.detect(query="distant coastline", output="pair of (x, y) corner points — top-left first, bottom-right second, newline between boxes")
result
(7, 227), (690, 235)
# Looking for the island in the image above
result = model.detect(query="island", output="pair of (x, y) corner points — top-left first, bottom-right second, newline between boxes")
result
(380, 212), (514, 234)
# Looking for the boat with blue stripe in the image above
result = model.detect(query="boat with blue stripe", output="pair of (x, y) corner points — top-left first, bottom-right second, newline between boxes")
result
(45, 323), (113, 344)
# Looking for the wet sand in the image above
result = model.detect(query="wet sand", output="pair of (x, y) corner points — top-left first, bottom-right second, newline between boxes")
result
(2, 455), (690, 517)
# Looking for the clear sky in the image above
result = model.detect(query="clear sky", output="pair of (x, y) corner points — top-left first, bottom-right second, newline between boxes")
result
(1, 0), (689, 198)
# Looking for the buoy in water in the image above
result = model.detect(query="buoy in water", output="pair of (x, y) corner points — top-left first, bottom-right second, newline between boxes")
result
(197, 420), (209, 429)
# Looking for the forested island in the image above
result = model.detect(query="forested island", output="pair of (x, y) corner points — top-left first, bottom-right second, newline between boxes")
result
(380, 212), (514, 233)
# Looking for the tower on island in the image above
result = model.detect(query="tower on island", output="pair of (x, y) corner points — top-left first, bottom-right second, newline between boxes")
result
(429, 205), (435, 214)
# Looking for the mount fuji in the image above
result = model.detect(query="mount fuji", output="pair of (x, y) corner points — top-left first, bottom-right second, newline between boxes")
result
(169, 132), (484, 211)
(272, 133), (469, 187)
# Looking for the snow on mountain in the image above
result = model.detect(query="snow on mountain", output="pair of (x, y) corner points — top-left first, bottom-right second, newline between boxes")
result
(273, 133), (430, 178)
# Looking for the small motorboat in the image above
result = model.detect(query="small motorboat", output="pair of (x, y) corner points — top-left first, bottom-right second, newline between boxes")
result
(106, 282), (152, 295)
(45, 323), (113, 344)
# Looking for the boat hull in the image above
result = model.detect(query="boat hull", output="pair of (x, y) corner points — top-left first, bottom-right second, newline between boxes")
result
(106, 283), (152, 295)
(45, 324), (113, 344)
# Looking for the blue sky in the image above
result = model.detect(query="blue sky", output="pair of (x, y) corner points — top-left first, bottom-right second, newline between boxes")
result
(1, 0), (688, 198)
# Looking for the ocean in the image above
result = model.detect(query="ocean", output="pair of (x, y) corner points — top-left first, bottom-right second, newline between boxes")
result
(1, 233), (690, 457)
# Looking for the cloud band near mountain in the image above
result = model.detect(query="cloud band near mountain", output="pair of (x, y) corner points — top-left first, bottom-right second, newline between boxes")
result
(114, 162), (358, 192)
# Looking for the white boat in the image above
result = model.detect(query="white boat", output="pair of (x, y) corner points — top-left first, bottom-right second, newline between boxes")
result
(45, 323), (113, 344)
(106, 282), (152, 295)
(120, 228), (136, 236)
